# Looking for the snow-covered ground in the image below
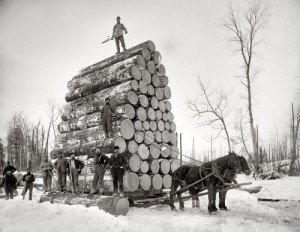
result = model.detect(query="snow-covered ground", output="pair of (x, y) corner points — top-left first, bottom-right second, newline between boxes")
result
(0, 175), (299, 232)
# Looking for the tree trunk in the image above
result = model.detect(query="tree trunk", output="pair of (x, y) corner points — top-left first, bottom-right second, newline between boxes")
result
(161, 144), (171, 158)
(150, 143), (160, 159)
(135, 131), (144, 143)
(139, 174), (151, 190)
(129, 154), (141, 172)
(162, 174), (172, 189)
(170, 159), (180, 172)
(124, 172), (139, 191)
(159, 159), (171, 174)
(128, 140), (138, 154)
(141, 69), (151, 84)
(140, 161), (149, 174)
(150, 97), (159, 109)
(147, 61), (156, 74)
(149, 160), (159, 174)
(138, 144), (150, 160)
(152, 174), (162, 190)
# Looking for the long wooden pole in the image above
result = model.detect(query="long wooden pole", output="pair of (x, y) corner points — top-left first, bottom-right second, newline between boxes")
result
(180, 133), (182, 166)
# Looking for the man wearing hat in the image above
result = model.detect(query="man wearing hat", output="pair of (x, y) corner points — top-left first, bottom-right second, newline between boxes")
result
(3, 161), (17, 175)
(22, 168), (35, 200)
(105, 146), (127, 196)
(40, 156), (54, 193)
(66, 154), (84, 194)
(54, 153), (68, 192)
(3, 170), (17, 200)
(111, 16), (128, 54)
(90, 148), (110, 194)
(100, 97), (115, 138)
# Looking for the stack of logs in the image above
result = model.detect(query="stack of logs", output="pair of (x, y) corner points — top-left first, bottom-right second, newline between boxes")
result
(50, 40), (180, 193)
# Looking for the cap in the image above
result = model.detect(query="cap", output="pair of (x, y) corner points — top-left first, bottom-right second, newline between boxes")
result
(105, 97), (110, 101)
(116, 16), (121, 20)
(71, 154), (75, 159)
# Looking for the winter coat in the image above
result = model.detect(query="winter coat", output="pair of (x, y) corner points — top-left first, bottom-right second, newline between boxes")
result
(4, 174), (17, 189)
(101, 104), (115, 119)
(54, 157), (68, 173)
(112, 23), (127, 37)
(106, 153), (126, 169)
(3, 165), (17, 175)
(95, 153), (110, 167)
(22, 173), (35, 184)
(66, 159), (84, 174)
(40, 161), (54, 177)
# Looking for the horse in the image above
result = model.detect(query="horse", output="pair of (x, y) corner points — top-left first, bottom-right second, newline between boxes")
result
(170, 152), (246, 213)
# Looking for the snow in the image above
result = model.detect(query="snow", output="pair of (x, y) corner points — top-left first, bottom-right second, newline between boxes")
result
(0, 176), (299, 232)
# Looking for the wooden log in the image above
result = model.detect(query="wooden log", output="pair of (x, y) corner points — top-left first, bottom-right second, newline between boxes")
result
(155, 131), (162, 143)
(161, 75), (169, 86)
(141, 47), (151, 62)
(144, 131), (154, 145)
(120, 119), (135, 140)
(160, 159), (171, 174)
(139, 95), (149, 108)
(142, 121), (150, 130)
(137, 107), (147, 121)
(162, 112), (169, 122)
(168, 112), (174, 122)
(128, 140), (138, 154)
(165, 101), (172, 112)
(147, 85), (155, 96)
(141, 69), (152, 84)
(139, 174), (151, 190)
(125, 104), (135, 120)
(148, 108), (156, 121)
(152, 74), (161, 87)
(170, 122), (176, 133)
(161, 144), (171, 158)
(131, 79), (139, 91)
(124, 172), (139, 192)
(169, 133), (177, 145)
(147, 61), (156, 74)
(127, 90), (139, 105)
(170, 145), (179, 159)
(150, 97), (159, 109)
(140, 161), (149, 174)
(152, 174), (163, 190)
(149, 160), (159, 174)
(157, 120), (165, 131)
(156, 110), (163, 120)
(78, 40), (156, 75)
(134, 120), (143, 130)
(150, 143), (160, 159)
(165, 122), (171, 131)
(151, 51), (162, 65)
(135, 131), (144, 144)
(158, 101), (166, 112)
(149, 121), (157, 131)
(157, 64), (166, 76)
(99, 197), (130, 216)
(138, 144), (150, 160)
(164, 86), (171, 99)
(170, 159), (180, 173)
(129, 154), (141, 172)
(114, 137), (127, 153)
(162, 130), (171, 143)
(139, 80), (148, 94)
(162, 174), (172, 189)
(155, 88), (164, 100)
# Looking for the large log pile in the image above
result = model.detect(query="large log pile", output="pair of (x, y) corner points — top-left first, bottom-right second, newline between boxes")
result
(50, 40), (180, 193)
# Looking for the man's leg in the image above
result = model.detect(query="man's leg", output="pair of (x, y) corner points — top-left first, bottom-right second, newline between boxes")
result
(111, 168), (118, 194)
(102, 118), (109, 138)
(116, 168), (124, 193)
(120, 35), (126, 51)
(57, 172), (62, 191)
(98, 166), (105, 194)
(5, 188), (9, 200)
(28, 183), (33, 200)
(62, 172), (66, 191)
(91, 165), (100, 193)
(107, 117), (113, 138)
(73, 170), (79, 193)
(23, 184), (29, 200)
(47, 174), (52, 192)
(9, 187), (14, 199)
(115, 37), (120, 54)
(43, 176), (47, 192)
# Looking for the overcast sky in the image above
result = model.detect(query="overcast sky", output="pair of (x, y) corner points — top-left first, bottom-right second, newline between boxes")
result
(0, 0), (299, 158)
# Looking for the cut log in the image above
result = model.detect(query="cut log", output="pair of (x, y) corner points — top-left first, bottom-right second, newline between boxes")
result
(139, 80), (148, 94)
(161, 144), (171, 158)
(144, 131), (154, 145)
(161, 75), (169, 86)
(155, 131), (162, 143)
(169, 133), (177, 145)
(147, 108), (156, 121)
(120, 119), (135, 140)
(162, 174), (172, 189)
(158, 101), (166, 112)
(147, 85), (155, 96)
(151, 51), (162, 65)
(147, 61), (156, 74)
(131, 79), (139, 91)
(114, 137), (127, 153)
(139, 95), (149, 108)
(135, 131), (144, 144)
(140, 161), (149, 174)
(78, 40), (155, 75)
(160, 159), (171, 175)
(164, 86), (171, 99)
(168, 112), (174, 122)
(149, 121), (157, 131)
(157, 120), (165, 131)
(137, 107), (147, 121)
(149, 160), (160, 174)
(156, 110), (163, 120)
(125, 104), (135, 120)
(124, 172), (139, 192)
(157, 64), (166, 76)
(170, 159), (180, 173)
(152, 74), (161, 87)
(141, 47), (151, 62)
(150, 143), (160, 159)
(134, 120), (143, 131)
(170, 122), (176, 133)
(141, 69), (151, 84)
(165, 122), (171, 131)
(129, 154), (141, 172)
(139, 174), (151, 190)
(150, 97), (159, 109)
(155, 88), (164, 100)
(142, 121), (150, 130)
(152, 174), (163, 190)
(127, 91), (139, 105)
(165, 101), (172, 112)
(162, 130), (171, 143)
(128, 140), (138, 154)
(162, 112), (169, 122)
(170, 145), (179, 159)
(138, 144), (150, 160)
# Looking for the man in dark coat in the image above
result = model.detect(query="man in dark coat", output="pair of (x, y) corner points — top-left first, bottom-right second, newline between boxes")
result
(101, 97), (115, 138)
(22, 168), (35, 200)
(54, 153), (68, 192)
(40, 156), (54, 193)
(111, 16), (128, 54)
(66, 154), (84, 194)
(4, 170), (17, 200)
(90, 148), (110, 195)
(106, 146), (127, 196)
(3, 161), (17, 175)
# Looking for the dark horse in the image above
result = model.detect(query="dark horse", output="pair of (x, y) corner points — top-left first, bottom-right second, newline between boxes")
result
(170, 152), (250, 213)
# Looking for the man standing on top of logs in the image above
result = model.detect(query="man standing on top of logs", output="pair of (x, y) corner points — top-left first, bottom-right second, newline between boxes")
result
(40, 156), (54, 193)
(101, 97), (115, 138)
(105, 146), (127, 197)
(66, 154), (84, 194)
(111, 16), (128, 54)
(90, 148), (110, 195)
(54, 153), (68, 192)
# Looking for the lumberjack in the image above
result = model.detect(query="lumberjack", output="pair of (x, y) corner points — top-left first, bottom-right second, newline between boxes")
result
(111, 16), (128, 54)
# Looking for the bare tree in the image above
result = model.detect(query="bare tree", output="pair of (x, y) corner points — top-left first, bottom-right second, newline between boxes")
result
(289, 103), (300, 174)
(47, 99), (62, 144)
(223, 0), (270, 171)
(187, 78), (233, 152)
